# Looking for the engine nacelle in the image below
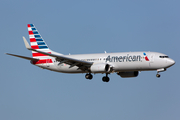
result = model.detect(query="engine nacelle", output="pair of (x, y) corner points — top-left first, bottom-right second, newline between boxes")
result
(117, 71), (139, 78)
(90, 63), (110, 73)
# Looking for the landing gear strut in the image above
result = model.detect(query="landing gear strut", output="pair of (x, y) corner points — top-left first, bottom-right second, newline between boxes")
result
(102, 73), (110, 82)
(156, 68), (166, 78)
(156, 71), (161, 78)
(85, 73), (93, 80)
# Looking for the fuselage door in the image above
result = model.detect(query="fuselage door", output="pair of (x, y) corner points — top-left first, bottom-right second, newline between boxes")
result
(46, 59), (50, 67)
(149, 54), (155, 68)
(150, 54), (154, 63)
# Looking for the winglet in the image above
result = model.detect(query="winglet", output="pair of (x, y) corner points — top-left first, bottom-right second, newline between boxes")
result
(23, 36), (31, 50)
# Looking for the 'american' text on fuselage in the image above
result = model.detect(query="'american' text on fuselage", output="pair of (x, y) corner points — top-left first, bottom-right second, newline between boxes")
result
(106, 55), (141, 62)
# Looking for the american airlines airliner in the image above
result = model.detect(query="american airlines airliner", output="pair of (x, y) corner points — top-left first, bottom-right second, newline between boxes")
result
(6, 24), (175, 82)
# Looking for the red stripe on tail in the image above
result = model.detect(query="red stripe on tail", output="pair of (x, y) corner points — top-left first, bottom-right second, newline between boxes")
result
(32, 52), (51, 57)
(29, 31), (33, 35)
(27, 24), (31, 27)
(32, 59), (53, 64)
(31, 45), (39, 49)
(30, 38), (36, 42)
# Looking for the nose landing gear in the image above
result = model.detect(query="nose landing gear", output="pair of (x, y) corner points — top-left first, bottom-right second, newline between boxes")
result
(156, 68), (166, 78)
(156, 73), (161, 78)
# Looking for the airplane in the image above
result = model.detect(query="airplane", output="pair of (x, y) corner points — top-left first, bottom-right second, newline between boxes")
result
(6, 24), (175, 82)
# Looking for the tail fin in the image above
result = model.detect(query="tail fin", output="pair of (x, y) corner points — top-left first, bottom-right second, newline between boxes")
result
(27, 24), (52, 58)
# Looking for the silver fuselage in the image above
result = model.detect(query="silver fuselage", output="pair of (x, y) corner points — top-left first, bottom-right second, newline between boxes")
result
(34, 51), (175, 73)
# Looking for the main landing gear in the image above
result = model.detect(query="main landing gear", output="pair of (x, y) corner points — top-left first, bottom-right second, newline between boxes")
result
(102, 73), (110, 82)
(85, 73), (110, 82)
(85, 73), (93, 80)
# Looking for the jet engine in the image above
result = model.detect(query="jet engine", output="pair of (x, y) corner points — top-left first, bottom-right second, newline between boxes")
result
(90, 63), (111, 73)
(117, 71), (139, 78)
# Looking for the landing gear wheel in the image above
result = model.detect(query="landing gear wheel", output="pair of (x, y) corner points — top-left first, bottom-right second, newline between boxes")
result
(89, 74), (93, 79)
(85, 73), (93, 80)
(156, 74), (160, 78)
(102, 76), (110, 82)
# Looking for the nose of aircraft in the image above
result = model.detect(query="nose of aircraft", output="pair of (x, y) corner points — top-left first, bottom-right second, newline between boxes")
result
(167, 58), (175, 67)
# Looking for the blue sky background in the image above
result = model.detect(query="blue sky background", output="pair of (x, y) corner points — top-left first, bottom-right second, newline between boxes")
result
(1, 0), (180, 120)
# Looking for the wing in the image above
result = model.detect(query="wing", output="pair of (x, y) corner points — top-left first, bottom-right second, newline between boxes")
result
(34, 50), (92, 71)
(23, 37), (93, 71)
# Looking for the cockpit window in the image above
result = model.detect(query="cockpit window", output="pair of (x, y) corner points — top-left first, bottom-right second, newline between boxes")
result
(159, 56), (169, 58)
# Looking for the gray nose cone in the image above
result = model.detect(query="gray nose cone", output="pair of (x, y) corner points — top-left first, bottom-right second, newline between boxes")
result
(167, 58), (175, 67)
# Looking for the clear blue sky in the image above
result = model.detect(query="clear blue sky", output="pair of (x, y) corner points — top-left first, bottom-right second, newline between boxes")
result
(1, 0), (180, 120)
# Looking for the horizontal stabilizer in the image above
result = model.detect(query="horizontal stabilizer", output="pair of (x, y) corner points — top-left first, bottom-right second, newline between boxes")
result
(6, 53), (39, 61)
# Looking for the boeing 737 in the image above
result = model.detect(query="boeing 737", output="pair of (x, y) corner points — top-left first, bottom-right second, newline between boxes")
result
(6, 24), (175, 82)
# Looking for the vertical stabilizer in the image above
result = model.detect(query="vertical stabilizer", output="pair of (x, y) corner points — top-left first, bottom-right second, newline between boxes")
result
(27, 24), (52, 59)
